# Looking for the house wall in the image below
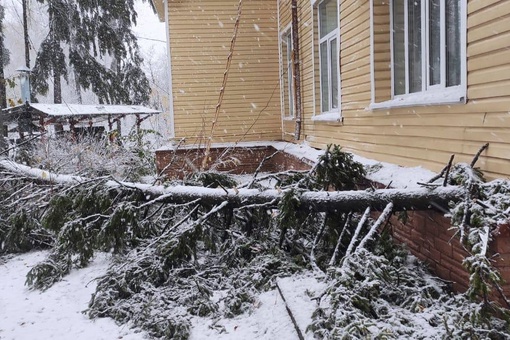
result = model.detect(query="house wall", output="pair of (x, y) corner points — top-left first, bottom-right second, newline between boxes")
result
(278, 0), (319, 141)
(278, 0), (510, 179)
(166, 0), (282, 144)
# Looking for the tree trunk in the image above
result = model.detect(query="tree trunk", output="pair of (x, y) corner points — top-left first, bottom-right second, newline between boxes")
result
(0, 5), (7, 152)
(0, 159), (466, 213)
(22, 0), (30, 69)
(50, 8), (63, 134)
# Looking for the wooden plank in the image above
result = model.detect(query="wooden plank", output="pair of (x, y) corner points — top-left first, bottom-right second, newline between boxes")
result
(468, 31), (510, 57)
(468, 1), (510, 28)
(469, 64), (510, 85)
(468, 14), (510, 43)
(468, 49), (510, 72)
(469, 80), (510, 99)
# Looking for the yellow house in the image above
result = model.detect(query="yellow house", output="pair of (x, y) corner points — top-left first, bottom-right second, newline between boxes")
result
(153, 0), (510, 179)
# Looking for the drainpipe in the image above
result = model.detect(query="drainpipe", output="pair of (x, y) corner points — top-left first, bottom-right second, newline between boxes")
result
(291, 0), (303, 141)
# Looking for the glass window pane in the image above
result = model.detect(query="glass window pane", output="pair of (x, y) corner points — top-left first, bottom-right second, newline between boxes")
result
(393, 0), (406, 95)
(287, 34), (294, 116)
(319, 0), (338, 38)
(408, 0), (422, 93)
(446, 0), (461, 87)
(429, 0), (441, 85)
(320, 41), (329, 112)
(330, 38), (338, 109)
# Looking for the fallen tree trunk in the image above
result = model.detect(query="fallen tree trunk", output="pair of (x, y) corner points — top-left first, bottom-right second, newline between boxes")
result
(0, 160), (466, 212)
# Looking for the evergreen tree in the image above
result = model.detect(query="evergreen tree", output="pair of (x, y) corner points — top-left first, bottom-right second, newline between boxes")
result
(31, 0), (152, 105)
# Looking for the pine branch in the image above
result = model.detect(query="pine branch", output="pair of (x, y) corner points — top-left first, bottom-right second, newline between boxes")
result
(355, 203), (393, 253)
(328, 212), (352, 266)
(345, 207), (371, 257)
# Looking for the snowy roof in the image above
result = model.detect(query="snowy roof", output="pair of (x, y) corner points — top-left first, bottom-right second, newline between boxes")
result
(1, 103), (160, 123)
(28, 103), (160, 117)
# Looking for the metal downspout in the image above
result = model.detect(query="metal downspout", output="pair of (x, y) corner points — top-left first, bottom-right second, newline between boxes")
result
(291, 0), (303, 141)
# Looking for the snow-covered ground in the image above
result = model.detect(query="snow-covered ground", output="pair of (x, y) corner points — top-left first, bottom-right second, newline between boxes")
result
(0, 252), (146, 340)
(0, 252), (326, 340)
(0, 143), (456, 339)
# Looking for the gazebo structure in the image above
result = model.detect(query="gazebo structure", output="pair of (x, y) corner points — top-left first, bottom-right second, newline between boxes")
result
(1, 103), (161, 139)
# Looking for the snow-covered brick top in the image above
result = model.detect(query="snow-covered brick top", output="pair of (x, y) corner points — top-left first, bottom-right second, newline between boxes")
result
(156, 140), (436, 189)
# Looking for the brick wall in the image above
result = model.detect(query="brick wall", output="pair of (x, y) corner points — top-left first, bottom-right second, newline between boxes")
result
(155, 146), (312, 179)
(156, 146), (510, 305)
(390, 210), (510, 305)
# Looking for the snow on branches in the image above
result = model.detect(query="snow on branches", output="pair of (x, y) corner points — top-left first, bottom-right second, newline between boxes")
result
(1, 142), (510, 338)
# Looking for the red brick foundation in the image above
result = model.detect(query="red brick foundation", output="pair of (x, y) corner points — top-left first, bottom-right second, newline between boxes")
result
(390, 210), (510, 305)
(155, 145), (312, 179)
(156, 146), (510, 305)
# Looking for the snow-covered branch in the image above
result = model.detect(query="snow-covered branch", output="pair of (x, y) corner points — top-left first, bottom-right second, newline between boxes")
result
(0, 160), (467, 212)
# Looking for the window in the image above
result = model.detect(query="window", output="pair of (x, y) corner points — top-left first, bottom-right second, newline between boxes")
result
(392, 0), (464, 98)
(281, 29), (294, 118)
(318, 0), (339, 114)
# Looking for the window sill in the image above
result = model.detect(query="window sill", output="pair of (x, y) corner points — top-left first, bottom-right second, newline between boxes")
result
(311, 111), (342, 123)
(282, 116), (295, 121)
(369, 87), (466, 110)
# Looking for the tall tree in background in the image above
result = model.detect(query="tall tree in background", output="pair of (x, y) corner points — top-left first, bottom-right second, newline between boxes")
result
(0, 4), (10, 109)
(0, 4), (10, 151)
(31, 0), (152, 105)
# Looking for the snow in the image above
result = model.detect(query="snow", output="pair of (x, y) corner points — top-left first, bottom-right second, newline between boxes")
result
(369, 86), (465, 110)
(0, 140), (482, 339)
(189, 273), (325, 339)
(310, 112), (342, 122)
(28, 103), (161, 117)
(155, 140), (436, 189)
(0, 252), (326, 340)
(0, 252), (146, 340)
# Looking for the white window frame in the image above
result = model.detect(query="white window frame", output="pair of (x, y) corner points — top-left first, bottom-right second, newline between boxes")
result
(280, 28), (295, 119)
(314, 0), (341, 120)
(370, 0), (466, 109)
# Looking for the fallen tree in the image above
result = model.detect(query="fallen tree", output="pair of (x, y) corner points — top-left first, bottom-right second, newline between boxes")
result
(0, 159), (466, 212)
(1, 143), (509, 339)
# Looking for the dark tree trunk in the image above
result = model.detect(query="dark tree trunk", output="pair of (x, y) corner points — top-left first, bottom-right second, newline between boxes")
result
(22, 0), (30, 68)
(137, 186), (465, 213)
(0, 28), (6, 109)
(0, 158), (468, 213)
(0, 6), (7, 151)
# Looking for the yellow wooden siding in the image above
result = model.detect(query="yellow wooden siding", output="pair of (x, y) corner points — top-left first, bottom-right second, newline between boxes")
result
(278, 0), (315, 141)
(165, 0), (510, 179)
(372, 0), (391, 103)
(294, 0), (510, 180)
(168, 0), (282, 144)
